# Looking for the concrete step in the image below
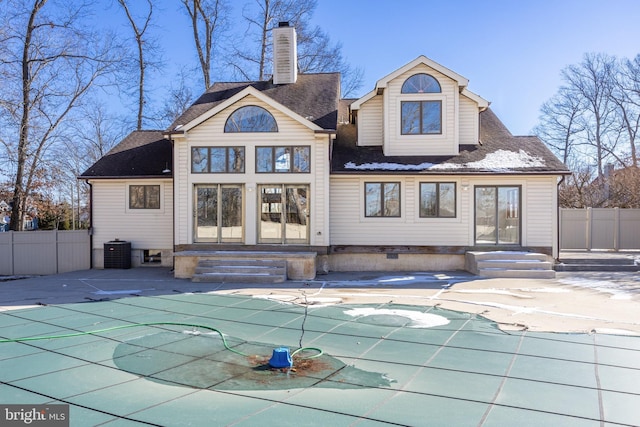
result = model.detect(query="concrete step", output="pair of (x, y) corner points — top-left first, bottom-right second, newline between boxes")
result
(194, 265), (286, 275)
(477, 260), (554, 271)
(192, 259), (287, 283)
(469, 251), (549, 262)
(557, 258), (635, 265)
(554, 262), (638, 272)
(478, 268), (557, 279)
(466, 251), (555, 279)
(197, 259), (286, 267)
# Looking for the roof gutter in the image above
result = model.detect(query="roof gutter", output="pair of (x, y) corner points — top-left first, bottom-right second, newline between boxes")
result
(78, 175), (172, 180)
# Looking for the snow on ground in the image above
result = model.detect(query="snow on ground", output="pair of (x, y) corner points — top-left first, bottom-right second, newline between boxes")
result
(344, 307), (450, 328)
(557, 276), (640, 300)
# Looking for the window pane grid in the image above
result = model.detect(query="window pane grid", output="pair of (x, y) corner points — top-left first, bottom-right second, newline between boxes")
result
(365, 182), (400, 217)
(256, 146), (310, 173)
(129, 185), (160, 209)
(191, 147), (245, 173)
(420, 182), (456, 218)
(401, 101), (442, 135)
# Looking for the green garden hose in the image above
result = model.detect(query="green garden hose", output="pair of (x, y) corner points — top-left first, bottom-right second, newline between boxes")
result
(0, 321), (323, 360)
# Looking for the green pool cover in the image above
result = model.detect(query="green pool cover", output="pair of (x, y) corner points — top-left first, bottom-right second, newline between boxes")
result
(1, 293), (638, 426)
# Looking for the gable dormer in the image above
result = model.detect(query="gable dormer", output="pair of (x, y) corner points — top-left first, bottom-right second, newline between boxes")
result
(351, 56), (488, 156)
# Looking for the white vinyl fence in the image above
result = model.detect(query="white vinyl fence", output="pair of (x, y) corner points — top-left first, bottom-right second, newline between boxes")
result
(560, 208), (640, 250)
(0, 230), (90, 275)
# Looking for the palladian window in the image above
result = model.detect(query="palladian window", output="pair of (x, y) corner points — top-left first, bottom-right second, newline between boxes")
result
(400, 73), (442, 135)
(224, 106), (278, 132)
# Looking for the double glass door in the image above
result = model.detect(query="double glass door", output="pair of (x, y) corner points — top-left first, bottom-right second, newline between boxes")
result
(475, 186), (520, 245)
(259, 185), (309, 244)
(194, 184), (243, 243)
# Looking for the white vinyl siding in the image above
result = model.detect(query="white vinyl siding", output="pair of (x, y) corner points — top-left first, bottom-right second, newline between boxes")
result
(459, 94), (480, 145)
(356, 94), (383, 146)
(330, 176), (469, 246)
(91, 180), (173, 249)
(330, 175), (558, 249)
(523, 176), (557, 247)
(385, 64), (458, 156)
(173, 93), (331, 246)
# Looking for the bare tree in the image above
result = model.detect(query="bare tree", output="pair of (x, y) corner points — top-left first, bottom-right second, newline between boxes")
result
(232, 0), (316, 80)
(534, 86), (585, 165)
(117, 0), (155, 130)
(612, 54), (640, 167)
(181, 0), (229, 90)
(562, 53), (619, 180)
(157, 67), (196, 128)
(0, 0), (121, 230)
(231, 0), (363, 96)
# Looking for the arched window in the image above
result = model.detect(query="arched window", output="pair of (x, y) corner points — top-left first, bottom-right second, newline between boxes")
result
(224, 106), (278, 132)
(401, 73), (441, 93)
(400, 73), (442, 135)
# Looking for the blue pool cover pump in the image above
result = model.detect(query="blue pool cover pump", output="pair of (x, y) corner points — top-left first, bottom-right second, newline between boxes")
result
(269, 347), (293, 368)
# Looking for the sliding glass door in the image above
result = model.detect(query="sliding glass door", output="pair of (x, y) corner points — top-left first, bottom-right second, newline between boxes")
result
(475, 186), (520, 245)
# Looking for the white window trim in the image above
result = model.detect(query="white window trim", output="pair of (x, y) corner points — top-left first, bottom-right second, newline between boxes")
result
(396, 94), (448, 141)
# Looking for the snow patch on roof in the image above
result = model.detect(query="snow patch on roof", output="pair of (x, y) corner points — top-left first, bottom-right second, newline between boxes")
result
(344, 149), (546, 172)
(458, 149), (546, 170)
(433, 149), (546, 170)
(344, 161), (435, 171)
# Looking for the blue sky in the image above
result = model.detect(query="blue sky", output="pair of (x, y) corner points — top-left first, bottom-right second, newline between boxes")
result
(309, 0), (640, 135)
(120, 0), (640, 136)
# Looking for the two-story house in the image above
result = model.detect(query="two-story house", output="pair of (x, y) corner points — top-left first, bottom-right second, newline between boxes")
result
(80, 23), (570, 280)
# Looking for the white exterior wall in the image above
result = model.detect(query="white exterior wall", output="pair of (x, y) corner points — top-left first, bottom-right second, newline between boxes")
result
(459, 94), (480, 145)
(90, 179), (174, 266)
(521, 176), (558, 249)
(173, 94), (331, 246)
(330, 175), (557, 250)
(356, 95), (383, 146)
(385, 64), (459, 156)
(330, 175), (471, 246)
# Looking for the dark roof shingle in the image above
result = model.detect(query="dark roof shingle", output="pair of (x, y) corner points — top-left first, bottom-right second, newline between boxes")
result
(79, 130), (172, 178)
(168, 73), (340, 131)
(331, 108), (570, 175)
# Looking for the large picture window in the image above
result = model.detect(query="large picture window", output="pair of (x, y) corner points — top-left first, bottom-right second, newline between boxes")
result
(192, 147), (245, 173)
(256, 146), (310, 173)
(365, 182), (400, 217)
(420, 182), (456, 217)
(129, 185), (160, 209)
(401, 100), (442, 134)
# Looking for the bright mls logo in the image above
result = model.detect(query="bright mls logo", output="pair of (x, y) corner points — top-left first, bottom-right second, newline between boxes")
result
(1, 405), (69, 426)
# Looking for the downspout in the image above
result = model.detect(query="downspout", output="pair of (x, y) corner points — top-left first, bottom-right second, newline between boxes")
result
(87, 181), (94, 269)
(169, 137), (175, 271)
(556, 175), (565, 262)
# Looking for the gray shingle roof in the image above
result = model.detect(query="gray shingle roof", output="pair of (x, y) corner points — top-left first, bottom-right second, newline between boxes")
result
(79, 130), (172, 178)
(168, 73), (341, 132)
(331, 108), (570, 175)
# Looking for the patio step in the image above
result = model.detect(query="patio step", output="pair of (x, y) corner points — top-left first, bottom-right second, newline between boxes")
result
(192, 259), (287, 283)
(554, 257), (638, 272)
(466, 251), (556, 279)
